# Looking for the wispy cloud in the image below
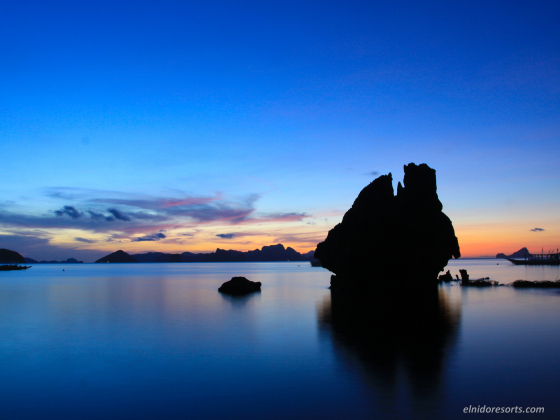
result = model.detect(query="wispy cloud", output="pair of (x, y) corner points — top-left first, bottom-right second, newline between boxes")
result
(51, 189), (308, 227)
(273, 231), (327, 247)
(133, 232), (166, 242)
(0, 233), (105, 262)
(530, 227), (545, 232)
(74, 237), (96, 243)
(0, 188), (312, 254)
(216, 233), (235, 239)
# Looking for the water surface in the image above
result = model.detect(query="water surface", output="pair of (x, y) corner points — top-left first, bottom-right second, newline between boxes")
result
(0, 260), (559, 419)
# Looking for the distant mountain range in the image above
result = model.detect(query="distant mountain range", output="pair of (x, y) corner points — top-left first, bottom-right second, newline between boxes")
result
(24, 257), (84, 264)
(95, 244), (315, 263)
(496, 247), (530, 259)
(4, 244), (315, 264)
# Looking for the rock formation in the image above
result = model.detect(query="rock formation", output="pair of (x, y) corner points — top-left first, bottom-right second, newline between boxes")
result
(315, 163), (460, 289)
(95, 250), (138, 263)
(218, 276), (262, 295)
(438, 270), (453, 282)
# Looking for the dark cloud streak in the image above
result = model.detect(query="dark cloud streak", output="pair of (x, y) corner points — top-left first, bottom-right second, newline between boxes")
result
(107, 208), (131, 221)
(74, 237), (96, 243)
(134, 232), (166, 242)
(216, 233), (235, 239)
(54, 206), (82, 219)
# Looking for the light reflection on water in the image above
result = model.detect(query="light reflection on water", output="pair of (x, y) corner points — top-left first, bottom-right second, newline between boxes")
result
(0, 261), (559, 419)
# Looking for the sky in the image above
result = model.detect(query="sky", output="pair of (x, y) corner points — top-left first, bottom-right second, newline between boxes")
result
(1, 0), (559, 261)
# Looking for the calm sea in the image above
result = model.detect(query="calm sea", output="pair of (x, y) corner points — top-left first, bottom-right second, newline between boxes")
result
(0, 260), (559, 419)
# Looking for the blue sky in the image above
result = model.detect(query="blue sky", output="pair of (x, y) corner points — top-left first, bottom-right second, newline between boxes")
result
(1, 0), (559, 261)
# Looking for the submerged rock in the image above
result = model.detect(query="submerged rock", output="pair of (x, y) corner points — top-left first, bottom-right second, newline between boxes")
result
(218, 277), (262, 295)
(315, 163), (460, 289)
(463, 279), (499, 287)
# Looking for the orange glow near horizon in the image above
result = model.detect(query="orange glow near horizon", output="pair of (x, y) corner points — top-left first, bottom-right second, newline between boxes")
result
(17, 217), (560, 260)
(454, 221), (560, 257)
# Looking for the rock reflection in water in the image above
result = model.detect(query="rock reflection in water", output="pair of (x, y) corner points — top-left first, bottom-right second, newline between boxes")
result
(318, 286), (461, 418)
(219, 290), (261, 308)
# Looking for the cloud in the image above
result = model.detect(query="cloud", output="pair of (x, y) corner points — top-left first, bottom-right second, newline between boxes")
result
(91, 194), (221, 210)
(0, 233), (51, 252)
(0, 208), (173, 234)
(82, 189), (259, 224)
(88, 210), (106, 220)
(214, 231), (268, 240)
(262, 212), (307, 222)
(74, 237), (96, 243)
(273, 231), (327, 247)
(160, 194), (259, 224)
(0, 233), (105, 262)
(530, 228), (545, 232)
(240, 212), (309, 224)
(0, 190), (309, 245)
(216, 233), (235, 239)
(134, 232), (166, 242)
(366, 171), (379, 176)
(54, 206), (82, 219)
(107, 208), (131, 221)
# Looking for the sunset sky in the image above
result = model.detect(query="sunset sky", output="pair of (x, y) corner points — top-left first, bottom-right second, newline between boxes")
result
(1, 0), (559, 261)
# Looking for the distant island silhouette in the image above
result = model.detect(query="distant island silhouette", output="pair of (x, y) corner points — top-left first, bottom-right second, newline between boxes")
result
(95, 244), (314, 263)
(496, 247), (530, 259)
(315, 163), (460, 289)
(24, 257), (84, 264)
(95, 250), (139, 263)
(0, 248), (26, 264)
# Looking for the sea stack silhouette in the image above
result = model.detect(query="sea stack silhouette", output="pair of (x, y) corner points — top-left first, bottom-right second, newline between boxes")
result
(315, 163), (460, 289)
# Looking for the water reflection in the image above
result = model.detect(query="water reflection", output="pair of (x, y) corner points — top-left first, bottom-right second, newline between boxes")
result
(318, 286), (461, 418)
(219, 291), (262, 308)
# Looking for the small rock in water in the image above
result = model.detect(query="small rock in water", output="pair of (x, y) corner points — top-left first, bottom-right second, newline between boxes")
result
(438, 270), (453, 282)
(218, 277), (261, 295)
(512, 280), (560, 288)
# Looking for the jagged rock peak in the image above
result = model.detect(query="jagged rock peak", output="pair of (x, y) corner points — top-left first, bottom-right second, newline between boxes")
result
(315, 163), (460, 290)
